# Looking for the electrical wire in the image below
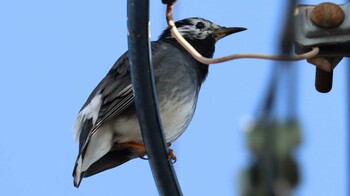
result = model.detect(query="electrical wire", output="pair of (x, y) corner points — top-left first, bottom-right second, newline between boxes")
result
(166, 3), (319, 65)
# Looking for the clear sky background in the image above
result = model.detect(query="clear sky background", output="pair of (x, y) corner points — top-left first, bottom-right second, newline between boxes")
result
(1, 0), (348, 195)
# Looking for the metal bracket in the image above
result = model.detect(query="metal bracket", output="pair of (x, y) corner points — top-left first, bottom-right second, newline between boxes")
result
(294, 2), (350, 92)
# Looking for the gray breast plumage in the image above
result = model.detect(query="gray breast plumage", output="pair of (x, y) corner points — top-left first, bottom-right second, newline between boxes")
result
(112, 42), (200, 144)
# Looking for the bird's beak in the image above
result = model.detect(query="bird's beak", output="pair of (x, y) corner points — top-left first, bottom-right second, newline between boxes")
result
(212, 27), (247, 41)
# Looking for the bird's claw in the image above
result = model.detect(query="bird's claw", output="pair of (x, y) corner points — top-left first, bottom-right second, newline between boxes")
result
(138, 154), (149, 160)
(129, 141), (176, 162)
(168, 148), (177, 163)
(138, 148), (177, 163)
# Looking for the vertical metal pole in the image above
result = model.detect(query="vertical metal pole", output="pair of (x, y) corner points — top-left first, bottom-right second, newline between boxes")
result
(345, 0), (350, 195)
(262, 1), (299, 195)
(262, 80), (277, 196)
(345, 59), (350, 195)
(127, 0), (182, 195)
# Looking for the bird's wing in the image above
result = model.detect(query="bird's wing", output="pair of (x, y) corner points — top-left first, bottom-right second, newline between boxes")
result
(74, 51), (134, 151)
(72, 50), (135, 187)
(73, 42), (163, 187)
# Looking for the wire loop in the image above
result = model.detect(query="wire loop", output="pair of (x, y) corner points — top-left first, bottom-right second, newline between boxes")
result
(166, 3), (319, 65)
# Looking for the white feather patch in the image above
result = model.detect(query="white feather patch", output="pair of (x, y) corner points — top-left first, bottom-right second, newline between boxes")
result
(81, 125), (114, 172)
(73, 156), (83, 186)
(74, 94), (103, 142)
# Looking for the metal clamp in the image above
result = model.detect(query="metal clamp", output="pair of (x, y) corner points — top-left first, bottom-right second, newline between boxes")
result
(294, 2), (350, 93)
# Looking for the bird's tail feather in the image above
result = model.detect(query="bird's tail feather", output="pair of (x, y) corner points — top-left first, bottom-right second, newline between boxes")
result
(73, 144), (139, 188)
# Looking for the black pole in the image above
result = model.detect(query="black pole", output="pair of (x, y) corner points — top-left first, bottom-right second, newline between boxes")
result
(345, 56), (350, 195)
(127, 0), (183, 195)
(347, 0), (350, 193)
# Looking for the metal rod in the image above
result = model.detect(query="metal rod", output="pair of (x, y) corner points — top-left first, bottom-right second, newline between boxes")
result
(259, 1), (299, 195)
(127, 0), (183, 195)
(347, 60), (350, 196)
(347, 3), (350, 196)
(348, 55), (350, 196)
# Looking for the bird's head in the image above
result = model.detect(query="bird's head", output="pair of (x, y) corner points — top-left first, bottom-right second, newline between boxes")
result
(159, 17), (246, 43)
(159, 17), (246, 57)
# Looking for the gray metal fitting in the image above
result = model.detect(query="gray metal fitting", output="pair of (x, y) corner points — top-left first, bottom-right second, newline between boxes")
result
(294, 2), (350, 93)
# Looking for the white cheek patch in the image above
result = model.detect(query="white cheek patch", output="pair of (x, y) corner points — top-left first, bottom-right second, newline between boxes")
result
(176, 18), (216, 40)
(178, 28), (212, 40)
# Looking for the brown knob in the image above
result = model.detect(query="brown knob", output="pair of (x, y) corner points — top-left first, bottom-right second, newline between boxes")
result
(311, 2), (345, 28)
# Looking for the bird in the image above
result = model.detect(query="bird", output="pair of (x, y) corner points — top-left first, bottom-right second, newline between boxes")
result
(73, 17), (246, 187)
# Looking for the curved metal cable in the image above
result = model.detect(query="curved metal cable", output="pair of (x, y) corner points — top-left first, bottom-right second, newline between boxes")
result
(127, 0), (182, 195)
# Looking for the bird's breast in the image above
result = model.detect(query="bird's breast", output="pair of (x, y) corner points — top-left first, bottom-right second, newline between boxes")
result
(158, 91), (197, 142)
(112, 89), (197, 144)
(113, 42), (201, 144)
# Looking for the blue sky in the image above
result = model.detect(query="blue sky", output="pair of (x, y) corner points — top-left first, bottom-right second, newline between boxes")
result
(0, 0), (348, 195)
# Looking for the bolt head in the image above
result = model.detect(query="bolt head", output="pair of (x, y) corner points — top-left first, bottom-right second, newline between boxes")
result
(311, 2), (345, 28)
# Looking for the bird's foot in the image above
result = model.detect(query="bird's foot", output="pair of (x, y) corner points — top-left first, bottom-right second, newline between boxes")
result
(168, 148), (177, 163)
(124, 142), (176, 163)
(166, 142), (176, 163)
(138, 152), (148, 160)
(123, 142), (148, 159)
(137, 148), (176, 163)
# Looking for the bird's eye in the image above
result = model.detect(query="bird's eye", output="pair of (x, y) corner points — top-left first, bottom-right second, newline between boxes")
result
(195, 22), (205, 29)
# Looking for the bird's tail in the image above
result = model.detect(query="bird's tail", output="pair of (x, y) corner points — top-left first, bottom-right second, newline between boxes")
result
(73, 144), (139, 188)
(73, 156), (84, 187)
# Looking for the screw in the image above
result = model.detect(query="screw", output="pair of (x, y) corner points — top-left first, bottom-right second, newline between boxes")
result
(311, 2), (345, 28)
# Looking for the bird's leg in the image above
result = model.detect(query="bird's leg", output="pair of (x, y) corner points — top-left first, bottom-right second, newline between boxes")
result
(168, 148), (177, 163)
(166, 142), (177, 163)
(124, 142), (176, 162)
(123, 142), (148, 159)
